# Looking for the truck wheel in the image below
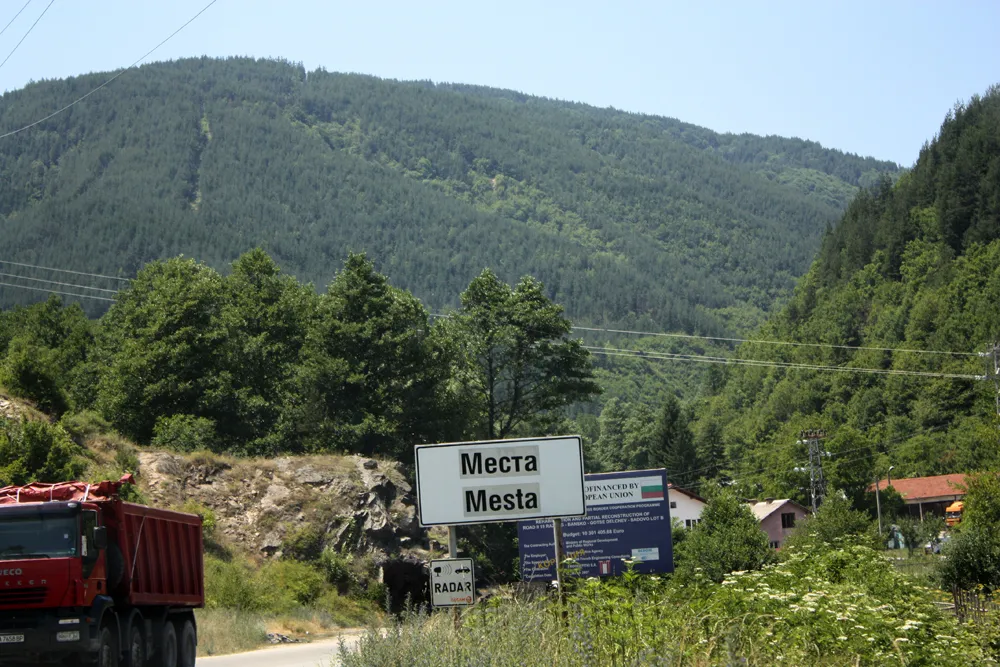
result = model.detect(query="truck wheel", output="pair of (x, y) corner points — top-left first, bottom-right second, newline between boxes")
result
(155, 622), (177, 667)
(126, 622), (146, 667)
(177, 620), (196, 667)
(97, 623), (119, 667)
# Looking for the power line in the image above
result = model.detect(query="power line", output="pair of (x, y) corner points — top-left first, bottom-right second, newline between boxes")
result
(0, 271), (119, 293)
(0, 280), (115, 302)
(0, 1), (33, 41)
(0, 0), (219, 140)
(428, 313), (977, 358)
(572, 324), (978, 357)
(583, 345), (984, 380)
(0, 260), (131, 282)
(0, 0), (54, 72)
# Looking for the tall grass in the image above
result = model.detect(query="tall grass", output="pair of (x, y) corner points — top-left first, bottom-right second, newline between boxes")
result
(337, 546), (996, 666)
(195, 609), (268, 656)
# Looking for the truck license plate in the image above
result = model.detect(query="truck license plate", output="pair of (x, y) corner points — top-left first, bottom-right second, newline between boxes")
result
(0, 634), (24, 643)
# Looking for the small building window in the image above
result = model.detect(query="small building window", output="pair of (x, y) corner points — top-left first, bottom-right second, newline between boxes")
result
(770, 541), (781, 549)
(684, 519), (700, 528)
(670, 501), (677, 508)
(781, 513), (796, 529)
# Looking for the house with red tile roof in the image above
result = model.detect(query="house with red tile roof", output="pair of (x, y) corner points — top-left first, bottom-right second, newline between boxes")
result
(869, 473), (968, 521)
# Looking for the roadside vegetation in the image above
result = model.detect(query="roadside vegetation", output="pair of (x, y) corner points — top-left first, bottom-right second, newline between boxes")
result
(190, 501), (385, 656)
(340, 485), (1000, 666)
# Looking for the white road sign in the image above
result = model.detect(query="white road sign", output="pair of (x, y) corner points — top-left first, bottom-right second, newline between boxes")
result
(429, 558), (476, 608)
(414, 435), (586, 526)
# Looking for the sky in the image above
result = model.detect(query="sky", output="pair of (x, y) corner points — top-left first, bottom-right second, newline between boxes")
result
(0, 0), (997, 166)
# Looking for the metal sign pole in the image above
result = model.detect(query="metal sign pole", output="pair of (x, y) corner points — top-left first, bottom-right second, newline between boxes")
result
(553, 518), (567, 624)
(448, 525), (458, 559)
(448, 526), (460, 629)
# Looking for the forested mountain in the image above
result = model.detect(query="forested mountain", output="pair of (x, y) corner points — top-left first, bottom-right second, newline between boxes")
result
(0, 56), (899, 337)
(682, 86), (1000, 507)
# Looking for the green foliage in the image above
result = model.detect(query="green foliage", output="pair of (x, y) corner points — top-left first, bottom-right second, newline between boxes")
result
(782, 493), (881, 552)
(292, 252), (461, 461)
(150, 414), (218, 453)
(689, 85), (1000, 506)
(95, 257), (229, 443)
(281, 524), (325, 563)
(1, 338), (67, 414)
(58, 411), (112, 446)
(589, 395), (700, 488)
(341, 543), (985, 666)
(318, 548), (355, 593)
(0, 418), (85, 486)
(0, 296), (93, 415)
(204, 556), (274, 612)
(260, 560), (326, 609)
(674, 486), (775, 583)
(454, 268), (601, 440)
(0, 59), (899, 348)
(895, 516), (924, 557)
(178, 499), (217, 537)
(939, 472), (1000, 592)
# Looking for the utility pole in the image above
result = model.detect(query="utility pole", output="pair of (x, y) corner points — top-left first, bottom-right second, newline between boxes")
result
(982, 341), (1000, 423)
(800, 429), (828, 512)
(875, 472), (883, 536)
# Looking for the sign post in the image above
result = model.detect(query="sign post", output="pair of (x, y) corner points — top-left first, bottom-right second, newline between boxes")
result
(553, 517), (567, 623)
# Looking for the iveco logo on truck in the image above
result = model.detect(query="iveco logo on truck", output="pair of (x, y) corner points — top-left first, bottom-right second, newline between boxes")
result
(0, 569), (23, 576)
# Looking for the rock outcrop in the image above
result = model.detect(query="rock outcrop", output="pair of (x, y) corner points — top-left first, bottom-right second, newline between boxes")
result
(138, 451), (428, 562)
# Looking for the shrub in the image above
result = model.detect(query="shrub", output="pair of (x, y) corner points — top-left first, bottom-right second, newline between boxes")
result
(938, 472), (1000, 592)
(674, 486), (774, 583)
(282, 524), (325, 562)
(178, 500), (217, 535)
(0, 417), (85, 486)
(319, 547), (355, 593)
(204, 556), (272, 612)
(0, 338), (67, 415)
(259, 560), (327, 609)
(940, 526), (1000, 593)
(59, 411), (113, 446)
(896, 516), (923, 557)
(782, 493), (880, 553)
(150, 414), (217, 452)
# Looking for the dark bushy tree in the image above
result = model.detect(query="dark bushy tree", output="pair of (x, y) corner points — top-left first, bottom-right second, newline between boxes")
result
(675, 486), (774, 583)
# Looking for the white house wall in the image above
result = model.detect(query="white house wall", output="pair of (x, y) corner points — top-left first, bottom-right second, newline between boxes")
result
(669, 489), (705, 528)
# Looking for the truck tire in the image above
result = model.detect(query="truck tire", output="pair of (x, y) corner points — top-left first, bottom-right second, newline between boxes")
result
(177, 619), (196, 667)
(97, 623), (120, 667)
(126, 620), (146, 667)
(154, 622), (177, 667)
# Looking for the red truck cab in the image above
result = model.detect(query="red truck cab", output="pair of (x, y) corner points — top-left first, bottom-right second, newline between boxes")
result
(0, 475), (204, 667)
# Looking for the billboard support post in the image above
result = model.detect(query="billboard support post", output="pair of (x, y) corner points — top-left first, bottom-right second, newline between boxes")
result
(553, 517), (567, 624)
(448, 525), (460, 628)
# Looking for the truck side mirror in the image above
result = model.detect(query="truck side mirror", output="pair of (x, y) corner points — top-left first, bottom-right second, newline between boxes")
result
(93, 526), (108, 550)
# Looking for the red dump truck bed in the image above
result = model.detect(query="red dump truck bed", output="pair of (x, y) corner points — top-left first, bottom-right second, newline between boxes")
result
(111, 501), (205, 607)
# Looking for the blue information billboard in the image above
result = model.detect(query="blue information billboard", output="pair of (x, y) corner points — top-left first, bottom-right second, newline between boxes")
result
(517, 468), (673, 580)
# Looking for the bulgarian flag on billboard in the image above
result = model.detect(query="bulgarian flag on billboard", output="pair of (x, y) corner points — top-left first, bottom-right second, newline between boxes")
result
(641, 482), (664, 500)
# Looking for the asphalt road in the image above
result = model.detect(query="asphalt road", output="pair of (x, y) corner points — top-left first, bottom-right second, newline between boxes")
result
(198, 631), (365, 667)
